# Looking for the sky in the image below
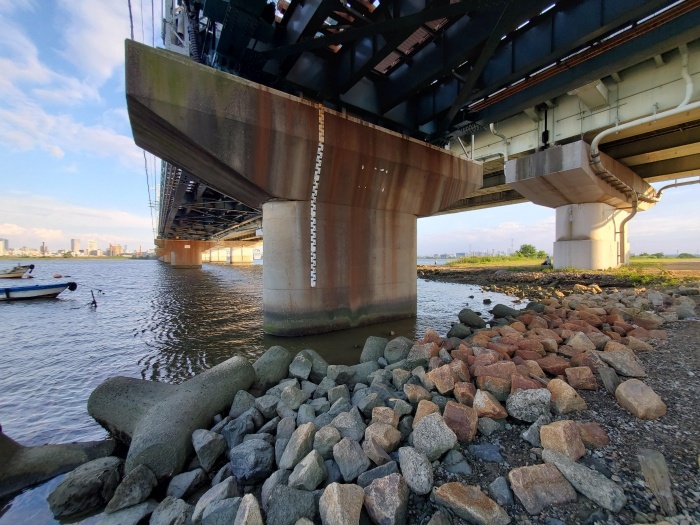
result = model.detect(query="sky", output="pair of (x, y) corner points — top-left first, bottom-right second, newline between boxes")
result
(0, 1), (699, 256)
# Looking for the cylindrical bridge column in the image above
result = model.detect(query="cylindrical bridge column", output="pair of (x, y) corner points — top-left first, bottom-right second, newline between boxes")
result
(553, 203), (630, 269)
(163, 240), (215, 268)
(262, 200), (417, 336)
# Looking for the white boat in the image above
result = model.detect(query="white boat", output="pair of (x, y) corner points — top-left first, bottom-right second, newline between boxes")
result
(0, 264), (35, 279)
(1, 282), (77, 301)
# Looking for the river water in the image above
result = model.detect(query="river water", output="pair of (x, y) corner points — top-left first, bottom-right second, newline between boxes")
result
(0, 259), (523, 524)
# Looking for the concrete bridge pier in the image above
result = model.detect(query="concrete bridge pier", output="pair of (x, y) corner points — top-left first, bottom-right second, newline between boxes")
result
(506, 140), (656, 270)
(553, 203), (630, 269)
(163, 240), (215, 269)
(263, 200), (417, 336)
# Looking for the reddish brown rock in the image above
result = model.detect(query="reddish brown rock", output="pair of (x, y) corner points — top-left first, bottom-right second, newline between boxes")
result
(413, 400), (439, 428)
(511, 373), (544, 393)
(518, 313), (534, 325)
(627, 336), (654, 352)
(510, 321), (527, 333)
(565, 367), (598, 390)
(428, 356), (443, 370)
(476, 376), (511, 402)
(615, 379), (667, 420)
(521, 360), (546, 378)
(566, 332), (597, 352)
(577, 422), (610, 449)
(453, 382), (476, 406)
(422, 329), (444, 346)
(647, 329), (667, 340)
(536, 355), (571, 376)
(471, 332), (492, 347)
(451, 348), (472, 364)
(426, 364), (455, 395)
(540, 420), (586, 460)
(403, 384), (431, 405)
(473, 361), (517, 380)
(442, 401), (478, 443)
(547, 379), (588, 414)
(371, 407), (399, 429)
(508, 464), (577, 515)
(472, 390), (508, 419)
(557, 345), (580, 358)
(365, 423), (402, 453)
(432, 483), (510, 525)
(516, 339), (546, 356)
(528, 316), (549, 330)
(596, 350), (646, 378)
(515, 349), (545, 362)
(487, 342), (517, 358)
(448, 359), (470, 383)
(631, 316), (662, 330)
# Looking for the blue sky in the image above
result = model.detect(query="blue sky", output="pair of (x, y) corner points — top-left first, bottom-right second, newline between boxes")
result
(1, 1), (698, 256)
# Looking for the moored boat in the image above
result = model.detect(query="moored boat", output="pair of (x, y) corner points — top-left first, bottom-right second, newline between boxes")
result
(0, 264), (35, 279)
(1, 282), (77, 301)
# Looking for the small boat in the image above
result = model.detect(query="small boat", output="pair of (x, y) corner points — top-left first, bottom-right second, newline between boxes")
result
(1, 282), (77, 301)
(0, 264), (35, 279)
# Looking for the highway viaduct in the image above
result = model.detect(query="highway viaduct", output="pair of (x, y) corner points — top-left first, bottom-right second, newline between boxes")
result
(128, 0), (700, 335)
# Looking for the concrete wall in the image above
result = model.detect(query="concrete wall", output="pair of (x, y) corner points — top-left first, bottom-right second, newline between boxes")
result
(262, 200), (417, 336)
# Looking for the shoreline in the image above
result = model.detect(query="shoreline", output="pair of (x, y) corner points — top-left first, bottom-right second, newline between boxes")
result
(3, 279), (699, 524)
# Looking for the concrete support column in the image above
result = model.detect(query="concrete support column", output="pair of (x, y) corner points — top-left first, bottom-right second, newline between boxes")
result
(553, 203), (630, 270)
(262, 200), (417, 336)
(163, 240), (215, 269)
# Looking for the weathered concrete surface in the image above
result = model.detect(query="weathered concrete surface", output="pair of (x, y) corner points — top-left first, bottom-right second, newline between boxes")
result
(87, 356), (254, 479)
(0, 431), (115, 499)
(125, 41), (481, 214)
(263, 201), (417, 335)
(164, 240), (216, 269)
(505, 141), (656, 210)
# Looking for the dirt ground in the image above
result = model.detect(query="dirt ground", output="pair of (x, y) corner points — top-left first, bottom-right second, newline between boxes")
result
(416, 264), (700, 524)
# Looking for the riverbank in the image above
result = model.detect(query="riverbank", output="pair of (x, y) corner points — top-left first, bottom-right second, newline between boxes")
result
(6, 278), (697, 524)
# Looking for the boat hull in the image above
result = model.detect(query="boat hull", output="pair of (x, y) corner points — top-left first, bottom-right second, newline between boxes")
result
(1, 282), (77, 301)
(0, 265), (35, 279)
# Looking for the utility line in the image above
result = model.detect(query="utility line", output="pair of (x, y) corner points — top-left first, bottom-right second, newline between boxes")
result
(151, 0), (155, 47)
(144, 151), (156, 237)
(139, 0), (145, 42)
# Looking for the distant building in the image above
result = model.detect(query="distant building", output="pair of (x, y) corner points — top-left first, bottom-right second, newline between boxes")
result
(88, 240), (97, 253)
(108, 244), (123, 257)
(71, 239), (80, 252)
(0, 239), (8, 252)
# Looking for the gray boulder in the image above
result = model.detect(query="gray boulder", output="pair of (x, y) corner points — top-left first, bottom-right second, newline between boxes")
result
(229, 390), (256, 419)
(492, 304), (521, 318)
(327, 365), (355, 385)
(357, 461), (399, 488)
(314, 425), (342, 460)
(279, 422), (316, 470)
(297, 405), (316, 426)
(229, 439), (275, 484)
(398, 447), (433, 495)
(360, 336), (388, 363)
(192, 477), (238, 524)
(254, 395), (279, 419)
(412, 413), (457, 461)
(333, 438), (371, 482)
(266, 485), (316, 525)
(298, 349), (330, 383)
(47, 456), (123, 519)
(281, 385), (311, 411)
(97, 500), (157, 525)
(289, 354), (313, 381)
(288, 450), (327, 491)
(446, 323), (471, 339)
(202, 497), (242, 525)
(192, 429), (226, 473)
(261, 469), (291, 511)
(167, 467), (208, 499)
(105, 463), (157, 513)
(384, 337), (413, 364)
(542, 449), (627, 512)
(458, 308), (487, 328)
(327, 385), (350, 405)
(506, 389), (551, 423)
(489, 476), (514, 507)
(150, 496), (193, 525)
(521, 414), (551, 447)
(252, 346), (294, 394)
(330, 408), (366, 442)
(222, 415), (255, 450)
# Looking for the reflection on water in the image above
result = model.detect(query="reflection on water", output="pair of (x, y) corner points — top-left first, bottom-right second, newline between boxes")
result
(0, 259), (523, 525)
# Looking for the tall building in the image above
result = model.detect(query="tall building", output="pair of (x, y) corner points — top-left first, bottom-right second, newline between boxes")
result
(88, 240), (97, 255)
(0, 239), (8, 252)
(108, 244), (123, 257)
(71, 239), (80, 252)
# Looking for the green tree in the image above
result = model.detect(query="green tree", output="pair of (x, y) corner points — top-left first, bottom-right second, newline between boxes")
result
(515, 244), (538, 258)
(651, 252), (665, 259)
(62, 252), (73, 258)
(677, 253), (695, 258)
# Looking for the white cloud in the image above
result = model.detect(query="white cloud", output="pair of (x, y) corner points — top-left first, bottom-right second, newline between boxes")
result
(0, 193), (154, 250)
(56, 0), (143, 85)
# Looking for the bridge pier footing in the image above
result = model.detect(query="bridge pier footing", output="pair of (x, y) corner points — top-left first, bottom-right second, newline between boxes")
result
(553, 203), (629, 270)
(262, 200), (417, 336)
